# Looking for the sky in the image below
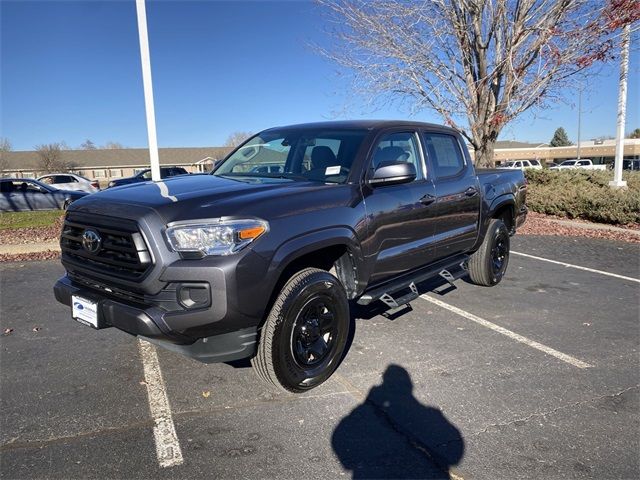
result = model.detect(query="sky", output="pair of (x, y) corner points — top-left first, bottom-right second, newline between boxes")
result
(1, 0), (639, 151)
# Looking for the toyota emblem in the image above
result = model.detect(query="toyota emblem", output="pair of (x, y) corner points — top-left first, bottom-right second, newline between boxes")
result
(81, 229), (101, 254)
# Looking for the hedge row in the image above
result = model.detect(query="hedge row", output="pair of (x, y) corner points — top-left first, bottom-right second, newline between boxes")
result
(524, 170), (640, 225)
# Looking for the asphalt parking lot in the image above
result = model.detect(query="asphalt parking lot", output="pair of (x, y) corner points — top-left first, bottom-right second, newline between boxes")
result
(1, 235), (638, 479)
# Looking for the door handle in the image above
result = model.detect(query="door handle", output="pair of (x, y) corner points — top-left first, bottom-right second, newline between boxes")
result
(420, 193), (436, 205)
(464, 187), (478, 197)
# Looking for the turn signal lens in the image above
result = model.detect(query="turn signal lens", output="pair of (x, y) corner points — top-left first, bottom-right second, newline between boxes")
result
(238, 225), (266, 240)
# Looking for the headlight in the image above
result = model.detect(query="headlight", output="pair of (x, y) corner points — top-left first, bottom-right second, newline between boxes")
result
(165, 219), (268, 256)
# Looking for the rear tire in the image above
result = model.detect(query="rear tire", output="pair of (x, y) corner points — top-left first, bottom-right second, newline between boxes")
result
(252, 268), (350, 393)
(468, 218), (510, 287)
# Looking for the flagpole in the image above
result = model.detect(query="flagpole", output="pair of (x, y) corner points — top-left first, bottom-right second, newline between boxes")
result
(610, 24), (629, 189)
(135, 0), (161, 182)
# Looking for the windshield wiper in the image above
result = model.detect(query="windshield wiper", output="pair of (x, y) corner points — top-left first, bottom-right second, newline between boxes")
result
(217, 172), (308, 181)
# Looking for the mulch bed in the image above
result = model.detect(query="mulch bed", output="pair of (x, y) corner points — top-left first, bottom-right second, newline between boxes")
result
(1, 212), (637, 263)
(0, 216), (64, 245)
(520, 212), (640, 244)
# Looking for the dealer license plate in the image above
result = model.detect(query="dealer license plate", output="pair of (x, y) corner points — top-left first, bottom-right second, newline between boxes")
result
(72, 295), (98, 328)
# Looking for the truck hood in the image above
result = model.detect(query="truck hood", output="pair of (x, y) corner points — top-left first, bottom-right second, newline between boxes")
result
(69, 174), (345, 224)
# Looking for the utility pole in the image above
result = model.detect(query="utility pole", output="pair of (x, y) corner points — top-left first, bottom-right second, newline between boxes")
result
(576, 86), (582, 160)
(610, 24), (630, 189)
(135, 0), (161, 182)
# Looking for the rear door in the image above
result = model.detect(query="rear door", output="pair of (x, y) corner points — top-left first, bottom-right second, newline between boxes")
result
(422, 131), (480, 260)
(363, 130), (438, 284)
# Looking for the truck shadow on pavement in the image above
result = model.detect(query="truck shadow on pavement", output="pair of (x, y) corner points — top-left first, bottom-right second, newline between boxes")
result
(332, 365), (465, 479)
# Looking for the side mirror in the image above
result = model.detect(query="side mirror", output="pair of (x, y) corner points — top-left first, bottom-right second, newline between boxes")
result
(369, 162), (416, 186)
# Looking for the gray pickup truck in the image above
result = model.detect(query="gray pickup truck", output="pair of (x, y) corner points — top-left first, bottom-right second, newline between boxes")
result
(54, 121), (526, 392)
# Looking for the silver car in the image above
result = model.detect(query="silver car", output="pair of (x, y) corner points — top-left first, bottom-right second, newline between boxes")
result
(37, 173), (100, 193)
(0, 178), (88, 212)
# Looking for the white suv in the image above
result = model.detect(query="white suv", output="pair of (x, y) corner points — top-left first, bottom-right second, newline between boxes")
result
(497, 159), (543, 170)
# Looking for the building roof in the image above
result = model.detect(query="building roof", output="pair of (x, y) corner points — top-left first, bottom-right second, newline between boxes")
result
(494, 140), (549, 149)
(2, 147), (233, 171)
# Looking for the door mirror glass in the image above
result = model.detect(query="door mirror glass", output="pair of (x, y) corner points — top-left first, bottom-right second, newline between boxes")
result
(370, 162), (416, 186)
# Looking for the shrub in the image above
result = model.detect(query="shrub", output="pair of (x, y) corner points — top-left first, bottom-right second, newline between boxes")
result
(524, 170), (640, 225)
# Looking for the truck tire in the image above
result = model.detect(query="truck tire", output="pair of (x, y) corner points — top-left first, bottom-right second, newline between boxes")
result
(252, 267), (350, 393)
(467, 218), (510, 287)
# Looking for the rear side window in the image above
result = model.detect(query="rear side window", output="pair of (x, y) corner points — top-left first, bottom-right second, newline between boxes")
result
(53, 175), (76, 183)
(423, 133), (465, 178)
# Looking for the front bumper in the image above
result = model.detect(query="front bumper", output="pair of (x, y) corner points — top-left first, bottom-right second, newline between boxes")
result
(54, 276), (258, 363)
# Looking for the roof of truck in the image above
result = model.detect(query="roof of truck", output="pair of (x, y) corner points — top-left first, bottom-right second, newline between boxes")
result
(264, 120), (457, 132)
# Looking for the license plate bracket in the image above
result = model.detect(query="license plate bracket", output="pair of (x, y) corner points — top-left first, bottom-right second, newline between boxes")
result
(71, 295), (101, 329)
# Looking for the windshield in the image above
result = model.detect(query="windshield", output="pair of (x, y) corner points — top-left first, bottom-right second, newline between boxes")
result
(213, 129), (368, 184)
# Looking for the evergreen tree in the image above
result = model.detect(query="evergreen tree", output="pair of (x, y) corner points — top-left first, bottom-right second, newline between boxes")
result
(550, 127), (572, 147)
(627, 128), (640, 139)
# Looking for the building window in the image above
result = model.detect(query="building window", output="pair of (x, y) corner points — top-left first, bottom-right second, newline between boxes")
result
(110, 169), (122, 178)
(94, 170), (106, 178)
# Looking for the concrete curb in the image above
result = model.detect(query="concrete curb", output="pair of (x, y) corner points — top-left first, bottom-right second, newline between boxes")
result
(0, 242), (60, 255)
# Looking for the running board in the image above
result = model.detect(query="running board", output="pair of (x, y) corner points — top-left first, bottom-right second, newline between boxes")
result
(357, 254), (469, 306)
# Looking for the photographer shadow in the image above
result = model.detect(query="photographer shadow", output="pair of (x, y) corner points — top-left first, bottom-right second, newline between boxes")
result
(332, 365), (464, 479)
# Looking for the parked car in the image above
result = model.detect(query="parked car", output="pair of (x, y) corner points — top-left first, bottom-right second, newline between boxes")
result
(615, 159), (640, 171)
(1, 178), (88, 212)
(497, 159), (543, 170)
(37, 173), (100, 193)
(53, 120), (527, 393)
(549, 159), (607, 171)
(108, 167), (189, 188)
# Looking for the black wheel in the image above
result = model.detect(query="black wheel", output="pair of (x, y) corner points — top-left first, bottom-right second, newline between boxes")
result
(468, 218), (510, 286)
(252, 268), (350, 393)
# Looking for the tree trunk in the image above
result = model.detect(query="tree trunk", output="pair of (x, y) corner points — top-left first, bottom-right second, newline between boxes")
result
(473, 139), (496, 169)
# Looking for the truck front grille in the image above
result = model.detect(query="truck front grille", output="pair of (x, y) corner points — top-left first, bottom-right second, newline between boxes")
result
(60, 213), (152, 280)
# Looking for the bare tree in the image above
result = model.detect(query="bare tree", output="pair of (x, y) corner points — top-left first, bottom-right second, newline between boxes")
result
(80, 139), (97, 150)
(319, 0), (639, 166)
(35, 143), (73, 173)
(0, 138), (12, 176)
(224, 131), (254, 147)
(103, 141), (124, 149)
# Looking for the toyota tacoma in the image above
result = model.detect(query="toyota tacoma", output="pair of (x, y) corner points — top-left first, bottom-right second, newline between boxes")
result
(54, 121), (526, 392)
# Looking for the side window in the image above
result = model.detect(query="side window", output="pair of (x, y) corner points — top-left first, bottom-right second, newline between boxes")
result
(515, 162), (522, 168)
(423, 133), (465, 179)
(371, 132), (423, 180)
(55, 175), (75, 183)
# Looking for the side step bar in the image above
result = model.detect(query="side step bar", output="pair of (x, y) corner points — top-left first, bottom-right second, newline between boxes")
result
(357, 254), (469, 306)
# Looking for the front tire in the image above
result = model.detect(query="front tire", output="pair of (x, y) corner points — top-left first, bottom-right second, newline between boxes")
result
(468, 218), (510, 286)
(252, 268), (350, 393)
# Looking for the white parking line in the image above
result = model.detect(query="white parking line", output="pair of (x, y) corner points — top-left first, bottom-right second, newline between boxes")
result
(138, 339), (184, 468)
(512, 251), (640, 284)
(420, 295), (593, 369)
